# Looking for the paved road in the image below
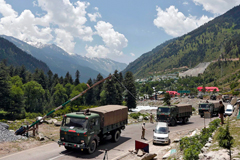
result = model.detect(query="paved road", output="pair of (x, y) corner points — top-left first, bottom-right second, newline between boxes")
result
(0, 115), (215, 160)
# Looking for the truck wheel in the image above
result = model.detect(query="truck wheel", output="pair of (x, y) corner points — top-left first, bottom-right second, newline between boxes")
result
(112, 130), (120, 142)
(87, 140), (97, 154)
(200, 115), (203, 118)
(64, 146), (73, 151)
(182, 117), (187, 124)
(170, 119), (176, 126)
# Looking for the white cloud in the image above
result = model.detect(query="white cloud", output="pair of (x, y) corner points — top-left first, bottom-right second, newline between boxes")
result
(153, 5), (213, 37)
(130, 53), (135, 56)
(54, 28), (75, 53)
(193, 0), (240, 15)
(0, 0), (53, 43)
(183, 1), (189, 5)
(86, 21), (128, 59)
(88, 12), (101, 22)
(85, 45), (109, 58)
(0, 0), (94, 53)
(94, 7), (99, 11)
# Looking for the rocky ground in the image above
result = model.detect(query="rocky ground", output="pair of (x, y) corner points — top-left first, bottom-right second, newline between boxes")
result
(0, 122), (27, 143)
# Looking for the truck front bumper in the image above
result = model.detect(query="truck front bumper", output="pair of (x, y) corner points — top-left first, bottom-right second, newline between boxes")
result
(58, 140), (86, 149)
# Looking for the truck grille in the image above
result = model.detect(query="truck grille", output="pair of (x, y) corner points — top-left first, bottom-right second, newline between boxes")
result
(67, 135), (78, 143)
(157, 115), (167, 121)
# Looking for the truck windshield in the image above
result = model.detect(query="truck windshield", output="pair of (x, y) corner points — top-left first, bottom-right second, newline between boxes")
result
(199, 104), (209, 108)
(155, 127), (168, 134)
(62, 117), (88, 130)
(226, 109), (232, 112)
(158, 108), (170, 113)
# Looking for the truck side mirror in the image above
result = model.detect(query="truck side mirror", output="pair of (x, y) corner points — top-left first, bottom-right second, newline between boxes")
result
(153, 129), (155, 132)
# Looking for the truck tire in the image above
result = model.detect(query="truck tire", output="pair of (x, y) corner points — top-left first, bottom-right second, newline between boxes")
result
(112, 130), (120, 142)
(170, 119), (176, 126)
(200, 115), (203, 118)
(87, 140), (97, 154)
(182, 117), (187, 124)
(64, 146), (73, 151)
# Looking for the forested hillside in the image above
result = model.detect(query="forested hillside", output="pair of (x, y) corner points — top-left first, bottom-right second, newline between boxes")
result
(124, 5), (240, 78)
(0, 37), (50, 73)
(0, 61), (136, 120)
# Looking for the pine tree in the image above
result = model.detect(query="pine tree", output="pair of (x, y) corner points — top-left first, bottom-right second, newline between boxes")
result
(74, 70), (80, 86)
(0, 61), (11, 111)
(124, 71), (136, 110)
(94, 74), (103, 104)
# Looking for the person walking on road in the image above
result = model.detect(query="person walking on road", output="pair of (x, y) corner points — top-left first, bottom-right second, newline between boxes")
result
(219, 101), (225, 125)
(150, 113), (153, 123)
(141, 122), (146, 140)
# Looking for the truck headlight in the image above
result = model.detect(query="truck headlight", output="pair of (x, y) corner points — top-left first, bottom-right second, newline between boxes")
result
(80, 140), (84, 143)
(61, 137), (64, 140)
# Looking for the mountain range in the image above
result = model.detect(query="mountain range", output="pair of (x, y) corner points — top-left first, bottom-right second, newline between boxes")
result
(0, 37), (50, 73)
(0, 35), (127, 82)
(123, 5), (240, 79)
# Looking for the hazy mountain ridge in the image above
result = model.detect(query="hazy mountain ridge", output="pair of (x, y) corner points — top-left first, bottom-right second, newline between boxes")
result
(0, 37), (50, 73)
(1, 35), (127, 82)
(123, 5), (240, 79)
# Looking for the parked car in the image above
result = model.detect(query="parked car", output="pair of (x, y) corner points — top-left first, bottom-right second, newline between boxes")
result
(210, 95), (216, 100)
(198, 95), (203, 99)
(153, 122), (170, 145)
(191, 95), (195, 98)
(224, 104), (234, 117)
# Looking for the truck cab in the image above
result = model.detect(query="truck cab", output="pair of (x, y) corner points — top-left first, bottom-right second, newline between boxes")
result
(198, 103), (214, 117)
(58, 112), (101, 153)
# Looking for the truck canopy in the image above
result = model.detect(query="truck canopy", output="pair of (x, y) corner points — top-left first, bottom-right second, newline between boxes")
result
(175, 104), (192, 114)
(89, 105), (128, 128)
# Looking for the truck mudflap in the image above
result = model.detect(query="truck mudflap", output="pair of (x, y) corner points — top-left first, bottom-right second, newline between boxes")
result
(58, 140), (86, 149)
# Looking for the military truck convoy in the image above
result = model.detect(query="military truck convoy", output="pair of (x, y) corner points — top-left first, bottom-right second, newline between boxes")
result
(58, 105), (128, 154)
(157, 104), (192, 126)
(198, 101), (220, 117)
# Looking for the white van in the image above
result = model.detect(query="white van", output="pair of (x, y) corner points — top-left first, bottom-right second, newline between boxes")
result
(153, 122), (170, 145)
(224, 104), (234, 116)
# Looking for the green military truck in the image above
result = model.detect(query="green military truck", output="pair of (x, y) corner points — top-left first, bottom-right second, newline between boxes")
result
(198, 101), (220, 117)
(157, 104), (192, 126)
(58, 105), (128, 154)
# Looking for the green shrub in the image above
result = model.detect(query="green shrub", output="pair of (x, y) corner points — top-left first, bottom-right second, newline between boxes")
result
(192, 107), (196, 112)
(129, 112), (147, 119)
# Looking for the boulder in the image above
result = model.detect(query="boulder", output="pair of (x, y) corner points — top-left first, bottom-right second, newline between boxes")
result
(54, 121), (62, 126)
(205, 142), (211, 148)
(36, 133), (45, 141)
(0, 122), (9, 129)
(138, 116), (143, 122)
(141, 153), (157, 160)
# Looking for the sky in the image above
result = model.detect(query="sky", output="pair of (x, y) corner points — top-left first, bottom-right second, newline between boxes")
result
(0, 0), (240, 64)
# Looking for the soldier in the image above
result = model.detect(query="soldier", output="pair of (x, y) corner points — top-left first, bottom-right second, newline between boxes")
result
(219, 101), (225, 125)
(150, 113), (153, 123)
(141, 122), (146, 139)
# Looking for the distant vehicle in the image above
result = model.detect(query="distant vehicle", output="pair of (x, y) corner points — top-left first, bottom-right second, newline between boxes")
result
(157, 104), (192, 126)
(188, 95), (191, 98)
(191, 95), (195, 99)
(224, 104), (234, 117)
(198, 95), (203, 99)
(181, 95), (185, 98)
(153, 122), (170, 145)
(210, 95), (216, 100)
(222, 95), (230, 102)
(198, 101), (220, 117)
